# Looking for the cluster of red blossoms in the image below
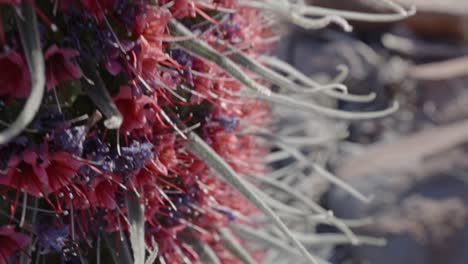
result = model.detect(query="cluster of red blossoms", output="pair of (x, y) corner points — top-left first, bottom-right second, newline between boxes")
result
(0, 0), (274, 263)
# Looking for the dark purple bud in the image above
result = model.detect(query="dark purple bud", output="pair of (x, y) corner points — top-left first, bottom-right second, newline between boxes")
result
(172, 193), (193, 206)
(171, 49), (192, 66)
(83, 136), (110, 157)
(114, 141), (154, 176)
(217, 115), (239, 132)
(82, 136), (116, 173)
(31, 108), (66, 131)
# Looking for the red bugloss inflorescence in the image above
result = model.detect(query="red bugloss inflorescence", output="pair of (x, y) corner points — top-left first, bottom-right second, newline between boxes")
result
(0, 1), (273, 263)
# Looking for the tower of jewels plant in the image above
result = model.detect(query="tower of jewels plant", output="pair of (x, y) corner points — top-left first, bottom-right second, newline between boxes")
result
(0, 1), (413, 263)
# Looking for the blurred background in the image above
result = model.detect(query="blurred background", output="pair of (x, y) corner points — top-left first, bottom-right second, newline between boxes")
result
(276, 1), (468, 263)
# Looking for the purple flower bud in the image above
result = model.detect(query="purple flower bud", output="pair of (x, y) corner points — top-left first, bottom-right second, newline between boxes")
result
(54, 126), (86, 155)
(36, 224), (70, 254)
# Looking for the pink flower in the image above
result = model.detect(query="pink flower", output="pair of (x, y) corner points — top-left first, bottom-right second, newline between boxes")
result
(44, 45), (82, 90)
(136, 36), (168, 79)
(150, 135), (178, 176)
(133, 8), (171, 44)
(0, 225), (30, 264)
(0, 51), (31, 98)
(114, 86), (159, 133)
(168, 0), (196, 18)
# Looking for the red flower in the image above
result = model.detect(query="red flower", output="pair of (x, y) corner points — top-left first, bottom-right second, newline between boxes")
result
(141, 185), (164, 220)
(0, 51), (31, 98)
(44, 45), (82, 90)
(147, 226), (196, 264)
(0, 149), (81, 196)
(55, 182), (91, 210)
(0, 225), (30, 264)
(0, 150), (48, 196)
(102, 209), (129, 232)
(88, 177), (120, 210)
(44, 152), (82, 193)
